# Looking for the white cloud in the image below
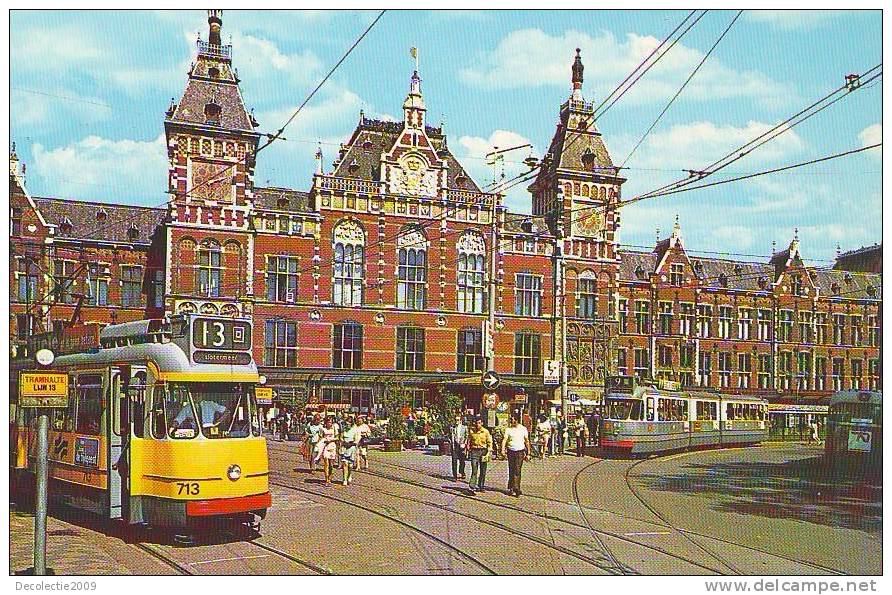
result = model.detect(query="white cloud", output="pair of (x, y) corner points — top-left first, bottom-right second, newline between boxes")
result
(456, 129), (537, 210)
(746, 10), (839, 31)
(460, 28), (791, 107)
(30, 134), (168, 205)
(859, 123), (881, 159)
(12, 25), (103, 73)
(613, 120), (805, 174)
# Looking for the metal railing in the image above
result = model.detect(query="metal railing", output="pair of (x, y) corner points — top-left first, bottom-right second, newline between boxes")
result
(315, 175), (382, 194)
(198, 40), (232, 59)
(561, 98), (595, 113)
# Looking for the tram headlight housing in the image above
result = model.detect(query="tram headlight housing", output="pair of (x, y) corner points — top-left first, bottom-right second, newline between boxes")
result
(227, 464), (242, 481)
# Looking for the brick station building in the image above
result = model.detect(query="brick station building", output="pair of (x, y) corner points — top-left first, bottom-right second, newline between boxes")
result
(9, 12), (882, 417)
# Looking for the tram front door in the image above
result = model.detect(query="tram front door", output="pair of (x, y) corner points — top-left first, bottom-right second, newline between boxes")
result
(108, 366), (131, 521)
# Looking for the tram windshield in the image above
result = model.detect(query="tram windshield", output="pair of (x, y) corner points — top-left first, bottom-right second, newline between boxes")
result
(605, 398), (643, 421)
(163, 383), (256, 439)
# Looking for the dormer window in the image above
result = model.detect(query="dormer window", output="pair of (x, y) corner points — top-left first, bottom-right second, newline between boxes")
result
(521, 219), (533, 233)
(96, 209), (107, 222)
(362, 139), (374, 149)
(693, 261), (703, 276)
(204, 102), (222, 126)
(208, 66), (220, 78)
(456, 175), (468, 188)
(277, 196), (289, 209)
(844, 273), (853, 285)
(635, 265), (646, 280)
(758, 276), (767, 289)
(831, 282), (840, 295)
(866, 285), (876, 297)
(734, 264), (742, 275)
(348, 158), (359, 172)
(60, 218), (73, 235)
(127, 225), (139, 241)
(718, 273), (728, 287)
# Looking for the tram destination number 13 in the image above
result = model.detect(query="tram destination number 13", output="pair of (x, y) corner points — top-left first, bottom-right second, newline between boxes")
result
(192, 318), (251, 351)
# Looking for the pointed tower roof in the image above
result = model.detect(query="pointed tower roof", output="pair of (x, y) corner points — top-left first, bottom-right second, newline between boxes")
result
(531, 49), (620, 191)
(402, 69), (426, 130)
(167, 10), (256, 132)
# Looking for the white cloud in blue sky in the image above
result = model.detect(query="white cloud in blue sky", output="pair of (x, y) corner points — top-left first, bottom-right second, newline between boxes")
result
(10, 9), (882, 263)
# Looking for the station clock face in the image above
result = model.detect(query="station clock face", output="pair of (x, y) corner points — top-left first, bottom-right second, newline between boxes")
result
(191, 160), (232, 202)
(573, 207), (604, 237)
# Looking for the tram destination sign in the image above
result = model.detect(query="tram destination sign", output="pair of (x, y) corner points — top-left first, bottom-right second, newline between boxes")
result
(19, 372), (69, 408)
(193, 350), (253, 365)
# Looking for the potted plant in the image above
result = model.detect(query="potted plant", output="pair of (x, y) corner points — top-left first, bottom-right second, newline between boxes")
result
(381, 380), (409, 452)
(426, 389), (464, 456)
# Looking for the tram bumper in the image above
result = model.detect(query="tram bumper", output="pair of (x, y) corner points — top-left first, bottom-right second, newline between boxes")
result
(186, 492), (272, 517)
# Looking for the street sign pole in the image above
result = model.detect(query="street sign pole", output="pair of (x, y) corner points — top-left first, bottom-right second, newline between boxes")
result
(34, 411), (49, 575)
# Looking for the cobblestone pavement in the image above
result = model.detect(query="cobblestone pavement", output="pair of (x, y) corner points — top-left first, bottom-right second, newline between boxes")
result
(9, 442), (880, 575)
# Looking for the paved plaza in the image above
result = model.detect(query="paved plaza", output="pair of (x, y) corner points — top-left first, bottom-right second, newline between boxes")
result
(9, 443), (881, 575)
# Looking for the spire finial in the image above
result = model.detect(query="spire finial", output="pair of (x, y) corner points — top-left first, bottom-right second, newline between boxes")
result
(794, 227), (799, 241)
(571, 47), (584, 96)
(836, 243), (842, 258)
(315, 142), (323, 175)
(655, 227), (661, 244)
(771, 239), (777, 254)
(208, 10), (223, 46)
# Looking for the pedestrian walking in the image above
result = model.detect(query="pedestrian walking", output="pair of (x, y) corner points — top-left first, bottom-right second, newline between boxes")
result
(450, 415), (468, 480)
(809, 420), (821, 444)
(501, 415), (531, 497)
(355, 414), (371, 471)
(307, 414), (323, 472)
(573, 416), (588, 457)
(465, 417), (492, 494)
(535, 415), (551, 459)
(319, 417), (339, 485)
(341, 416), (361, 485)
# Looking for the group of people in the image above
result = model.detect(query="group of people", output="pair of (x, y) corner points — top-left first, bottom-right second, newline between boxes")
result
(449, 415), (532, 497)
(531, 414), (593, 458)
(277, 411), (374, 486)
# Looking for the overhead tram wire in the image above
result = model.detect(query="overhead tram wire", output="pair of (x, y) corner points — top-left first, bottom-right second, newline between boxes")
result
(620, 10), (743, 169)
(60, 11), (387, 247)
(479, 9), (706, 197)
(491, 65), (882, 218)
(634, 65), (883, 200)
(223, 8), (711, 291)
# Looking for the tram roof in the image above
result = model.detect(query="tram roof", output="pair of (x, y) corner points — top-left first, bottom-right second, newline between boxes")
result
(52, 341), (259, 383)
(829, 390), (882, 406)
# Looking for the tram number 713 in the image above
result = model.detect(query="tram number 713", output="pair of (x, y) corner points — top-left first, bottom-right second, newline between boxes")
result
(177, 482), (200, 495)
(847, 429), (872, 453)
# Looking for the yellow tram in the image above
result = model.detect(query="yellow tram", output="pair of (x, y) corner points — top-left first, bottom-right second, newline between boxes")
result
(11, 315), (271, 530)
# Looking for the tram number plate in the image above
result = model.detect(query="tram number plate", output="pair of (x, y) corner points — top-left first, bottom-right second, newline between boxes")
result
(847, 429), (872, 452)
(177, 482), (200, 495)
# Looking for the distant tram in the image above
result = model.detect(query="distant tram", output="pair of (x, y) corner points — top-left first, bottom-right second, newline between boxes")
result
(10, 315), (271, 532)
(824, 390), (882, 470)
(600, 376), (768, 455)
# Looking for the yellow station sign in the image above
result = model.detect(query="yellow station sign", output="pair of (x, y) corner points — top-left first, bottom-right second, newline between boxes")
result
(255, 387), (274, 405)
(19, 372), (69, 408)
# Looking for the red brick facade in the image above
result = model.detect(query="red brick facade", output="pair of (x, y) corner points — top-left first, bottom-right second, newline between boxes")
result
(9, 13), (881, 413)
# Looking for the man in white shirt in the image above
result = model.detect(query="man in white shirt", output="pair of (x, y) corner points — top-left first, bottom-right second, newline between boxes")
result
(501, 415), (532, 497)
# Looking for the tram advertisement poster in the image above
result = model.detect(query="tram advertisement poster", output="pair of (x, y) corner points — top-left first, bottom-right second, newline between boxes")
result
(19, 371), (69, 408)
(74, 437), (100, 468)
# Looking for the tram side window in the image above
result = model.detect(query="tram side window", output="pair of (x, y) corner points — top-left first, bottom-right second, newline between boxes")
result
(696, 401), (717, 420)
(75, 375), (103, 435)
(52, 398), (76, 432)
(658, 399), (688, 421)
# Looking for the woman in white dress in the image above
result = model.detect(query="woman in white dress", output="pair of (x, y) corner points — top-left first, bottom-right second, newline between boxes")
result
(320, 417), (339, 484)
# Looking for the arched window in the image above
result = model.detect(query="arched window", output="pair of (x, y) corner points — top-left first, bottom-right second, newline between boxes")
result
(457, 232), (486, 314)
(576, 270), (597, 319)
(197, 239), (222, 297)
(397, 228), (427, 310)
(332, 220), (365, 306)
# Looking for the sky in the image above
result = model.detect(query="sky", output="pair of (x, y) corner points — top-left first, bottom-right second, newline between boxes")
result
(9, 9), (883, 265)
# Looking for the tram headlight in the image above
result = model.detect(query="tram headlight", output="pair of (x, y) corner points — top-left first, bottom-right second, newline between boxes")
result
(227, 464), (242, 481)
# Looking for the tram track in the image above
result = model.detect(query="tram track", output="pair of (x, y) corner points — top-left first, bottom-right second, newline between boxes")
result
(268, 475), (497, 575)
(266, 448), (717, 575)
(131, 542), (195, 575)
(339, 451), (845, 575)
(570, 458), (631, 575)
(267, 443), (846, 575)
